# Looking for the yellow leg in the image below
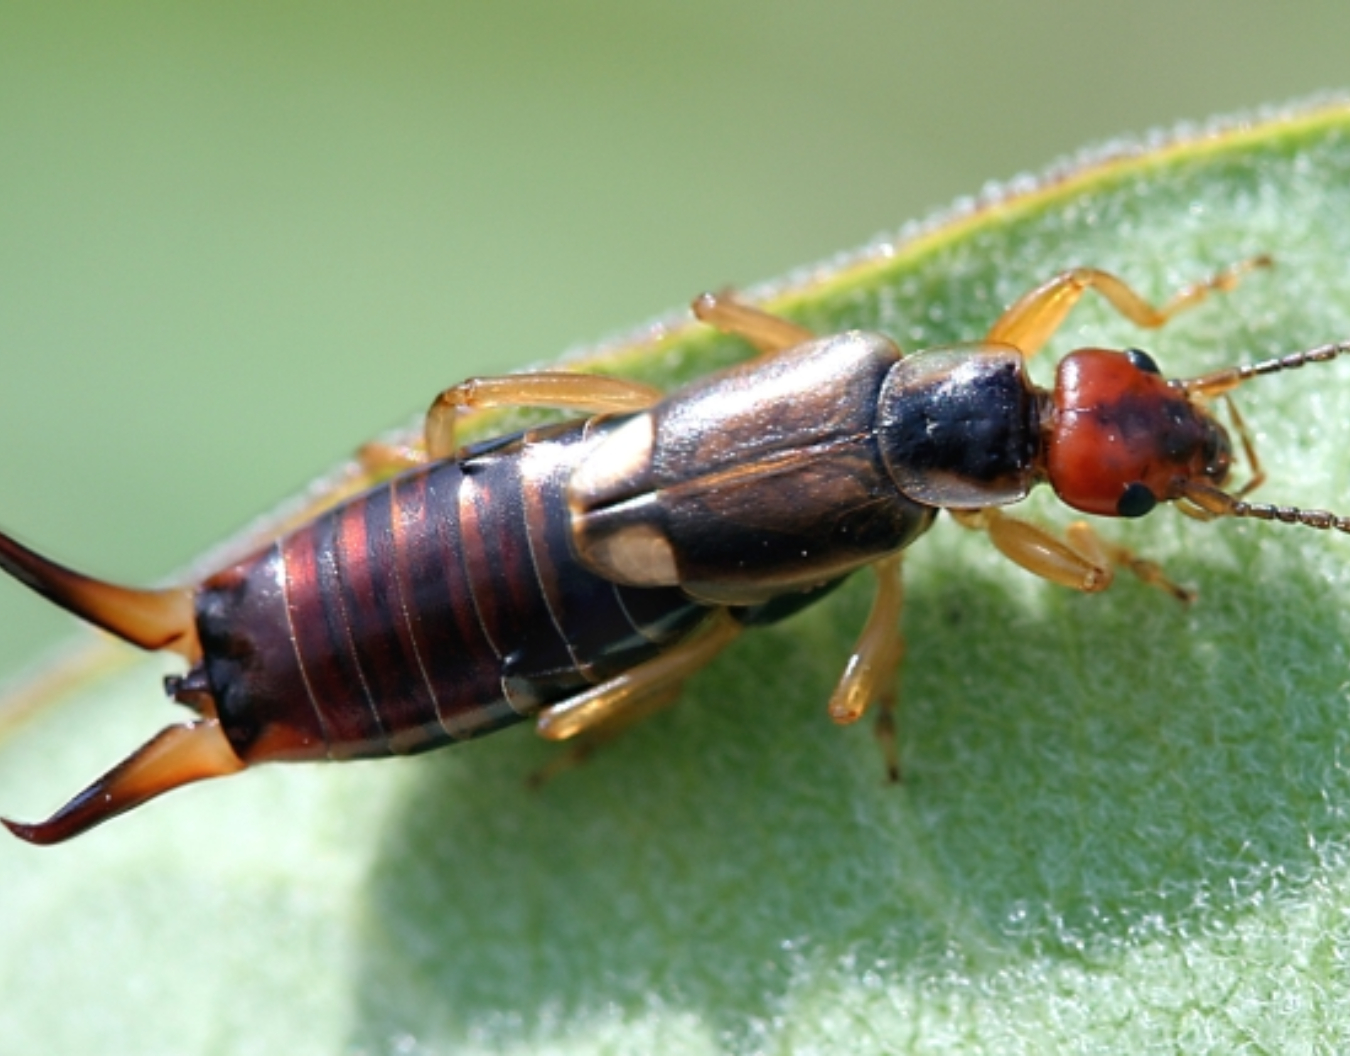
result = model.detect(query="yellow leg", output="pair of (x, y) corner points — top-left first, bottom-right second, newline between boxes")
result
(269, 372), (663, 544)
(1064, 521), (1193, 603)
(691, 291), (816, 356)
(534, 610), (742, 741)
(526, 683), (684, 788)
(425, 372), (663, 460)
(985, 256), (1271, 359)
(356, 440), (427, 474)
(819, 554), (908, 782)
(951, 508), (1113, 592)
(952, 508), (1191, 601)
(872, 676), (903, 784)
(827, 555), (905, 725)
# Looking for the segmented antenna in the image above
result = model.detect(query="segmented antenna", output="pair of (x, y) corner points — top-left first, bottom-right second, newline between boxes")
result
(1179, 470), (1350, 536)
(1173, 338), (1350, 534)
(1179, 340), (1350, 397)
(1227, 499), (1350, 533)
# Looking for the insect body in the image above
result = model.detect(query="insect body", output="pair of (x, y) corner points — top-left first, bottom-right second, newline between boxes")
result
(3, 256), (1348, 844)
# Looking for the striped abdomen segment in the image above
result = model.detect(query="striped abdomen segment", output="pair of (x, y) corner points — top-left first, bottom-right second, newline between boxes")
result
(196, 422), (712, 765)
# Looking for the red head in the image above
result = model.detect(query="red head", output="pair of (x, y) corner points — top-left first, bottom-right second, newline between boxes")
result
(1044, 348), (1234, 518)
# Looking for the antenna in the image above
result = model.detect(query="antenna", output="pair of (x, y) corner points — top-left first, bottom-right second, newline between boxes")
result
(1172, 339), (1350, 534)
(1177, 340), (1350, 398)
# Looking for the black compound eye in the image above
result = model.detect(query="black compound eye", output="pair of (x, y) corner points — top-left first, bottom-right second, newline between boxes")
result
(1124, 347), (1160, 375)
(1116, 481), (1158, 518)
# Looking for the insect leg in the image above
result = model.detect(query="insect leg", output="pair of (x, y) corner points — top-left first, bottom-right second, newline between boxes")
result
(288, 372), (662, 528)
(828, 555), (904, 722)
(985, 256), (1271, 359)
(952, 509), (1193, 602)
(1215, 395), (1266, 499)
(425, 372), (662, 459)
(525, 683), (684, 788)
(355, 440), (427, 474)
(534, 609), (741, 741)
(691, 292), (815, 355)
(1063, 521), (1194, 603)
(826, 554), (906, 782)
(951, 508), (1114, 592)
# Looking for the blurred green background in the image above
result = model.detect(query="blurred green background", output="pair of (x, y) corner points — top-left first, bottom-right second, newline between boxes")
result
(0, 1), (1348, 677)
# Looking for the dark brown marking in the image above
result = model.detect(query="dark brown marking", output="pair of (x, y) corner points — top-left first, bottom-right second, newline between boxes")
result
(341, 483), (445, 753)
(420, 462), (521, 736)
(457, 449), (581, 710)
(520, 430), (669, 678)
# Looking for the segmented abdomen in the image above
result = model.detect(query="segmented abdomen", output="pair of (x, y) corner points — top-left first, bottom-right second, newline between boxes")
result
(196, 422), (712, 764)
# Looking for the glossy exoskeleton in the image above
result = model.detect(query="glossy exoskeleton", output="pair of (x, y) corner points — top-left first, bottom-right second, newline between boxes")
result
(4, 255), (1349, 844)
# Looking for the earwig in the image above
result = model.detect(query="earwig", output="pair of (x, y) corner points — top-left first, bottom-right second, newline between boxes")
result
(4, 255), (1349, 845)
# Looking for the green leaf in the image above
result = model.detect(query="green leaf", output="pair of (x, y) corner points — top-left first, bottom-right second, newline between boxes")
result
(5, 100), (1350, 1054)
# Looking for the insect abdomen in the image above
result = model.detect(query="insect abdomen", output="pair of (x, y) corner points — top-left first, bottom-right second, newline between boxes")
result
(197, 424), (712, 765)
